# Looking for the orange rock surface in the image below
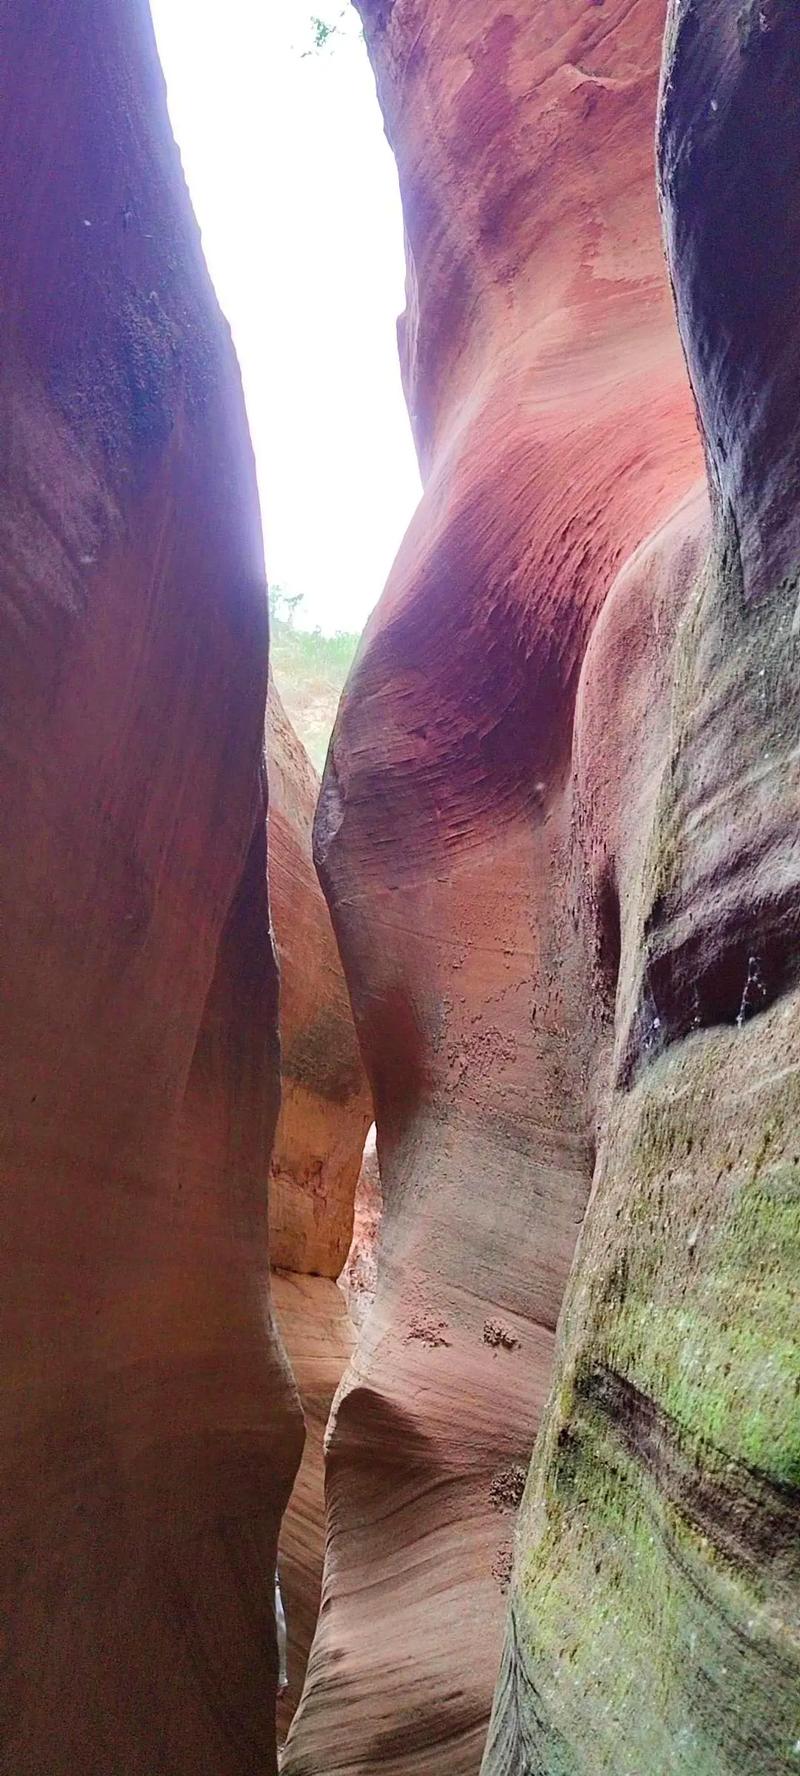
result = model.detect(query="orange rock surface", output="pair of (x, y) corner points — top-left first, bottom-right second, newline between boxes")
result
(286, 1), (799, 1772)
(272, 1272), (355, 1745)
(267, 683), (371, 1278)
(285, 0), (705, 1770)
(266, 683), (370, 1742)
(5, 0), (798, 1770)
(485, 4), (800, 1768)
(0, 4), (301, 1771)
(339, 1126), (382, 1331)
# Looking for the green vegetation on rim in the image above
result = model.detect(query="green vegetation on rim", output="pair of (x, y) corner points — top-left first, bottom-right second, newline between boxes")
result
(269, 586), (360, 773)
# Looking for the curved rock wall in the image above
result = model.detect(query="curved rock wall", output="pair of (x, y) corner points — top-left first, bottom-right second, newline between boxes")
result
(340, 1125), (382, 1332)
(0, 4), (302, 1771)
(6, 1), (796, 1771)
(485, 4), (800, 1770)
(266, 682), (371, 1742)
(267, 682), (371, 1279)
(285, 2), (705, 1772)
(272, 1272), (355, 1745)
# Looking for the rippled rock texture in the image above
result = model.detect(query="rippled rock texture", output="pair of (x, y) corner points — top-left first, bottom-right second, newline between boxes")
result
(266, 684), (370, 1742)
(272, 1272), (355, 1745)
(287, 1), (799, 1774)
(0, 4), (302, 1771)
(485, 5), (800, 1772)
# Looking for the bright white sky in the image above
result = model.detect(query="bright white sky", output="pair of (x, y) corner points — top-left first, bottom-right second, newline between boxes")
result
(150, 1), (421, 633)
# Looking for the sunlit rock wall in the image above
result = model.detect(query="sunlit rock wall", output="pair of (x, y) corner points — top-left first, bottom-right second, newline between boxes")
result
(266, 681), (371, 1741)
(284, 2), (707, 1772)
(485, 3), (800, 1769)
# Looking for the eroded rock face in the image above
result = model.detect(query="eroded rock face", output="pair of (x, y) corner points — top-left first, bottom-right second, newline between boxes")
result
(267, 682), (371, 1278)
(339, 1125), (382, 1331)
(272, 1133), (382, 1740)
(485, 5), (800, 1770)
(285, 2), (705, 1772)
(266, 683), (370, 1740)
(272, 1272), (355, 1743)
(0, 4), (302, 1771)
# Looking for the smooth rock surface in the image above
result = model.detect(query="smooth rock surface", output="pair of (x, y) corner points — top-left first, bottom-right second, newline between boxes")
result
(272, 1272), (355, 1743)
(0, 5), (302, 1771)
(485, 4), (800, 1769)
(267, 682), (372, 1279)
(265, 683), (371, 1741)
(285, 2), (703, 1772)
(339, 1126), (382, 1332)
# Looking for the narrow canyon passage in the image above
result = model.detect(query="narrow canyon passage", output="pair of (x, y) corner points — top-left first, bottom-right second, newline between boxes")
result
(0, 2), (798, 1775)
(284, 0), (703, 1766)
(264, 681), (373, 1739)
(282, 2), (800, 1773)
(271, 1135), (382, 1741)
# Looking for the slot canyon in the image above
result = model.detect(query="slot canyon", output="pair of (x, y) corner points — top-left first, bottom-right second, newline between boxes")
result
(0, 4), (797, 1776)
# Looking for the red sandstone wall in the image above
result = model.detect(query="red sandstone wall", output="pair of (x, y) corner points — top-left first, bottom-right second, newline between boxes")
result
(284, 3), (703, 1771)
(266, 682), (371, 1741)
(267, 681), (372, 1279)
(485, 5), (800, 1767)
(0, 4), (302, 1771)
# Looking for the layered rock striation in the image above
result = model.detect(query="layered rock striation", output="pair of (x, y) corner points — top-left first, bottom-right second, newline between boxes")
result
(266, 683), (371, 1740)
(272, 1271), (355, 1744)
(5, 0), (797, 1771)
(0, 4), (302, 1771)
(267, 681), (371, 1280)
(485, 4), (800, 1769)
(286, 2), (705, 1772)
